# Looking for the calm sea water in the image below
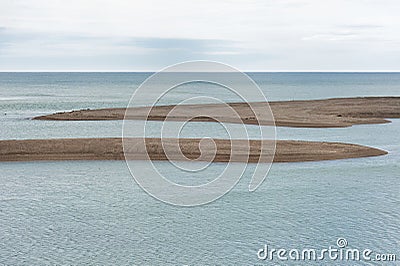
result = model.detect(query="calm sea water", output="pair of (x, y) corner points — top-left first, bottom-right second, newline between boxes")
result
(0, 73), (399, 265)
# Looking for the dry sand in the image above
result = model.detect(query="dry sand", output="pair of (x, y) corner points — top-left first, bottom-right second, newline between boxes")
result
(0, 138), (387, 162)
(34, 97), (400, 128)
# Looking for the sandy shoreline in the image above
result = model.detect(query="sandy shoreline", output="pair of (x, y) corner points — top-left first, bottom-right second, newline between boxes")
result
(34, 97), (400, 128)
(0, 138), (387, 163)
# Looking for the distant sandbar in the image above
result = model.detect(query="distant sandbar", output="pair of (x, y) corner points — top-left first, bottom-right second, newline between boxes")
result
(34, 97), (400, 128)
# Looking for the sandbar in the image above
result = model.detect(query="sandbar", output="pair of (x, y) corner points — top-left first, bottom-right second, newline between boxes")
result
(0, 138), (387, 162)
(33, 97), (400, 128)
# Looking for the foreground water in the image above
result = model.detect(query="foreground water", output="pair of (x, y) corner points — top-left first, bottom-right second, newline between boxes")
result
(0, 73), (399, 265)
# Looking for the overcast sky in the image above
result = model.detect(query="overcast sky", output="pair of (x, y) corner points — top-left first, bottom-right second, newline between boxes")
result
(1, 0), (400, 71)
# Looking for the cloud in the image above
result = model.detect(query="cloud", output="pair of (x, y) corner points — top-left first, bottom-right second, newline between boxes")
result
(0, 29), (241, 70)
(339, 24), (384, 29)
(0, 29), (237, 57)
(126, 37), (234, 52)
(1, 0), (400, 70)
(302, 32), (360, 41)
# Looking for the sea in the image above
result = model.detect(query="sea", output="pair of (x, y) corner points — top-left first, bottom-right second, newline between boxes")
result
(0, 72), (399, 265)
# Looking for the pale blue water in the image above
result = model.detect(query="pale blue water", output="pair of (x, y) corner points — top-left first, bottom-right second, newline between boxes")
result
(0, 73), (399, 265)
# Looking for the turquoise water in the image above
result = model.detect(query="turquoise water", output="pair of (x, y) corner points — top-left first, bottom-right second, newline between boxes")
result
(0, 73), (399, 265)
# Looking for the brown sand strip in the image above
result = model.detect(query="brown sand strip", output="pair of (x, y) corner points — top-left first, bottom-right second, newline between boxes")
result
(33, 97), (400, 128)
(0, 138), (387, 162)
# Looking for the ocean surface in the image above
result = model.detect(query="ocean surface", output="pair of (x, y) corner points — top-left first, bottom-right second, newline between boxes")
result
(0, 73), (399, 265)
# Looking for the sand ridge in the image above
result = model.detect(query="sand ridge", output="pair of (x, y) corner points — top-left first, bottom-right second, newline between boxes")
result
(34, 97), (400, 128)
(6, 97), (396, 162)
(0, 138), (387, 162)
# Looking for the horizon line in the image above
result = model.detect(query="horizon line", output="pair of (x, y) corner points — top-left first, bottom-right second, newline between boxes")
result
(1, 70), (400, 73)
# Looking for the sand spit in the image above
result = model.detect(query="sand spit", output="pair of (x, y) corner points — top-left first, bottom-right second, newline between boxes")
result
(0, 138), (387, 162)
(34, 97), (400, 128)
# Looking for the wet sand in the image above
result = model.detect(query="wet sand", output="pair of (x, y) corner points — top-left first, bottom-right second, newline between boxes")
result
(0, 138), (387, 162)
(34, 97), (400, 128)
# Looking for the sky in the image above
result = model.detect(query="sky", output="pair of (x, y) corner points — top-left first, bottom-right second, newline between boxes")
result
(0, 0), (400, 71)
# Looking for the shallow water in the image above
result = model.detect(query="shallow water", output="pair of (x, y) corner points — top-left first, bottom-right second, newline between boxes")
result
(0, 73), (399, 265)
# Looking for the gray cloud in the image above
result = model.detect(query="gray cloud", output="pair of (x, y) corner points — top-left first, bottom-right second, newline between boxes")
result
(1, 0), (400, 70)
(0, 29), (236, 54)
(125, 37), (234, 51)
(0, 29), (241, 70)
